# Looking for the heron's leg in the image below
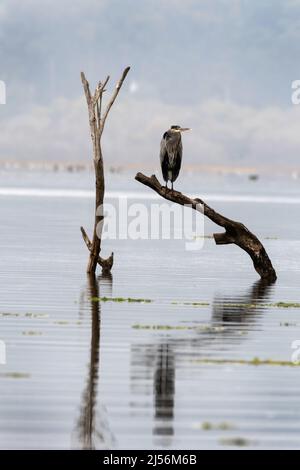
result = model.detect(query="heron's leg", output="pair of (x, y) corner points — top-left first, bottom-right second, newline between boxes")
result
(165, 181), (168, 190)
(171, 181), (173, 192)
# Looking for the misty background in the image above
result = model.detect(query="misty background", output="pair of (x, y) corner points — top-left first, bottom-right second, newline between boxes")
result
(0, 0), (300, 171)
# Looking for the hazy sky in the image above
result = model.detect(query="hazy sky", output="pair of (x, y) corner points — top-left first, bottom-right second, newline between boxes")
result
(1, 0), (300, 168)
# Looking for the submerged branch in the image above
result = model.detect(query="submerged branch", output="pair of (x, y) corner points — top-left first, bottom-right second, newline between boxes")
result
(80, 227), (114, 274)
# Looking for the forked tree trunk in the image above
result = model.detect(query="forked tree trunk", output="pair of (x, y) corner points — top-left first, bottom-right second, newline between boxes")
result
(80, 67), (130, 274)
(135, 173), (277, 282)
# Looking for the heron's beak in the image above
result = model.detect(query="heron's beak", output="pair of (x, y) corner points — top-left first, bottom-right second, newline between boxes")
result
(179, 127), (192, 132)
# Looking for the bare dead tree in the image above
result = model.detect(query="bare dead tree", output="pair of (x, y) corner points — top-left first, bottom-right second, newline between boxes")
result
(80, 67), (130, 274)
(135, 173), (277, 282)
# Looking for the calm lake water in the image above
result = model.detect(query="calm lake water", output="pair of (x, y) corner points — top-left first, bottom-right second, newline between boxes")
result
(1, 169), (300, 449)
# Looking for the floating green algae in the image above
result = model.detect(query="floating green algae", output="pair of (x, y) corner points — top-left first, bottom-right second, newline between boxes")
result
(191, 357), (300, 367)
(171, 301), (300, 308)
(199, 422), (235, 431)
(219, 437), (252, 447)
(217, 302), (300, 309)
(132, 324), (195, 331)
(0, 312), (48, 318)
(22, 331), (43, 336)
(183, 301), (210, 306)
(86, 297), (300, 309)
(0, 372), (30, 379)
(25, 313), (49, 318)
(91, 296), (152, 303)
(53, 320), (83, 326)
(171, 301), (209, 307)
(269, 302), (300, 308)
(132, 324), (226, 332)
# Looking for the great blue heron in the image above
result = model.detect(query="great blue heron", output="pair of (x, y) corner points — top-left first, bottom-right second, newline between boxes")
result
(160, 125), (191, 191)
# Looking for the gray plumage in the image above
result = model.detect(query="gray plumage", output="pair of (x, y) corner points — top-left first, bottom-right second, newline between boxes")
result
(159, 125), (191, 190)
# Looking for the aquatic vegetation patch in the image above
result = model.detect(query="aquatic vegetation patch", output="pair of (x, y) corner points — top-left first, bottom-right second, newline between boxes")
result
(0, 372), (30, 379)
(25, 313), (49, 318)
(171, 300), (300, 309)
(193, 235), (214, 239)
(133, 324), (195, 331)
(216, 302), (300, 309)
(86, 297), (300, 310)
(171, 301), (209, 307)
(197, 422), (235, 431)
(132, 324), (226, 333)
(92, 296), (152, 303)
(0, 312), (48, 318)
(219, 437), (252, 447)
(22, 331), (43, 336)
(192, 357), (300, 367)
(0, 312), (21, 317)
(269, 302), (300, 308)
(183, 302), (209, 307)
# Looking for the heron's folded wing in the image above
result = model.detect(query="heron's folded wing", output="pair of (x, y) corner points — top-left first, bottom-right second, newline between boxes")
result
(160, 137), (169, 181)
(171, 140), (182, 181)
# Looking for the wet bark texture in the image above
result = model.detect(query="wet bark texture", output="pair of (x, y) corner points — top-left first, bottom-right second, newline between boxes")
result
(135, 173), (277, 282)
(80, 67), (130, 274)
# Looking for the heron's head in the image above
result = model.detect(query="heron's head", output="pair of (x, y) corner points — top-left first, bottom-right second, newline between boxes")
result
(170, 125), (191, 133)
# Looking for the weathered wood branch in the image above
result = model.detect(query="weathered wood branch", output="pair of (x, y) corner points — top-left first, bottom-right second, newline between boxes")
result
(135, 173), (277, 282)
(80, 72), (92, 104)
(80, 67), (130, 274)
(93, 76), (109, 106)
(100, 66), (130, 133)
(80, 227), (114, 274)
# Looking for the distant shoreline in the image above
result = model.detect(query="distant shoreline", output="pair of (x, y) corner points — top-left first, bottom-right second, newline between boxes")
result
(1, 160), (300, 178)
